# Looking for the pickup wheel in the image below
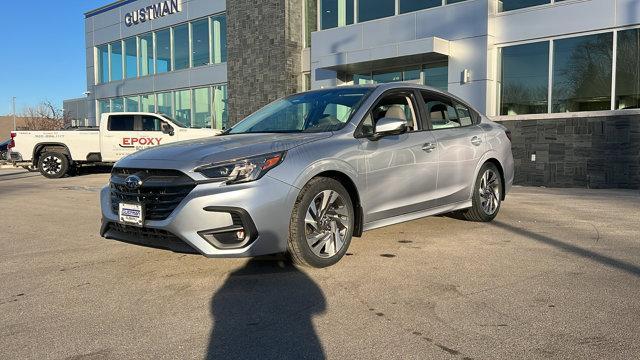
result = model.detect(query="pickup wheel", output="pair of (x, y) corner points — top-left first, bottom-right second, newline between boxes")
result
(288, 177), (354, 268)
(38, 152), (69, 179)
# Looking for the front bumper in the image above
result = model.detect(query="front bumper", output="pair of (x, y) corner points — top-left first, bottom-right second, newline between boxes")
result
(100, 175), (298, 257)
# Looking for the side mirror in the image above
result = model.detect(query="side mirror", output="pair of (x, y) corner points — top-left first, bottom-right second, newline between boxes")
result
(370, 117), (407, 140)
(162, 124), (175, 136)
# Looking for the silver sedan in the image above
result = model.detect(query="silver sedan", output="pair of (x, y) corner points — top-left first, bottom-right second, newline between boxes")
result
(100, 83), (514, 267)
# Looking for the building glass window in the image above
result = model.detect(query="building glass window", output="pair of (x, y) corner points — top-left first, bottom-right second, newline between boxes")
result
(193, 87), (212, 128)
(304, 0), (318, 47)
(125, 96), (140, 112)
(616, 28), (640, 110)
(174, 89), (192, 126)
(155, 29), (171, 73)
(424, 62), (448, 91)
(321, 0), (354, 30)
(303, 73), (311, 91)
(124, 37), (137, 79)
(111, 97), (124, 112)
(157, 92), (173, 117)
(358, 0), (395, 23)
(552, 33), (613, 112)
(499, 41), (549, 115)
(211, 15), (227, 63)
(97, 45), (109, 84)
(110, 41), (123, 81)
(372, 70), (402, 83)
(139, 33), (154, 76)
(98, 99), (110, 118)
(400, 0), (440, 14)
(498, 0), (549, 12)
(353, 74), (373, 84)
(191, 19), (210, 67)
(213, 85), (228, 129)
(140, 94), (156, 113)
(173, 24), (190, 71)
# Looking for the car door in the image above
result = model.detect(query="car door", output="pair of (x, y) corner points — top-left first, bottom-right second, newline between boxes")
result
(360, 89), (439, 223)
(420, 91), (486, 206)
(101, 114), (173, 162)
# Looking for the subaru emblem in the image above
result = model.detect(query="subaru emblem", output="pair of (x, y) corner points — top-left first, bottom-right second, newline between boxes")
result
(124, 175), (142, 190)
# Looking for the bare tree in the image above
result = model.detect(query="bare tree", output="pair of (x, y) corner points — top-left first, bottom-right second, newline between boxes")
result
(21, 101), (71, 130)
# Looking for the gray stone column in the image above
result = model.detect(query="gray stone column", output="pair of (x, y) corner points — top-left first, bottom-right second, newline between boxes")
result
(227, 0), (304, 124)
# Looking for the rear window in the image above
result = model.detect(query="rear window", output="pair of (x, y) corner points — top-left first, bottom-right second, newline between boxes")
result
(108, 115), (135, 131)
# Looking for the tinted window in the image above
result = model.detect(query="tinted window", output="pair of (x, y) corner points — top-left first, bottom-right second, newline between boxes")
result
(321, 0), (354, 29)
(616, 28), (640, 109)
(499, 41), (549, 115)
(141, 116), (167, 131)
(400, 0), (440, 14)
(358, 0), (395, 22)
(191, 19), (210, 67)
(498, 0), (549, 12)
(173, 24), (190, 71)
(552, 33), (613, 112)
(109, 115), (135, 131)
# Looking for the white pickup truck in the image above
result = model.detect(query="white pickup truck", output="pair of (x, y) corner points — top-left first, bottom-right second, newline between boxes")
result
(8, 112), (220, 178)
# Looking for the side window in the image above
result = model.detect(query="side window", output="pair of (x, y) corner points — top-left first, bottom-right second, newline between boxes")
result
(455, 103), (473, 127)
(422, 92), (473, 130)
(368, 93), (419, 133)
(141, 116), (167, 131)
(108, 115), (135, 131)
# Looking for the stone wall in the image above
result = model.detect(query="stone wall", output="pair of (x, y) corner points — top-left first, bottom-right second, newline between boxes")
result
(226, 0), (304, 125)
(501, 115), (640, 189)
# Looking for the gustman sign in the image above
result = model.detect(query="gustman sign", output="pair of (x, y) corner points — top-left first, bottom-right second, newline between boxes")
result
(124, 0), (182, 27)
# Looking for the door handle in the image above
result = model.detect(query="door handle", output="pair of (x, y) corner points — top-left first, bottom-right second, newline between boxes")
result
(422, 143), (436, 152)
(471, 136), (483, 146)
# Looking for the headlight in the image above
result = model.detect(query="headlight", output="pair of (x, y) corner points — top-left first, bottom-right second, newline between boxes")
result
(195, 152), (286, 184)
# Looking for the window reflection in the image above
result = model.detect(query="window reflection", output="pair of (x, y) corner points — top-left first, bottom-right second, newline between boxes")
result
(552, 33), (612, 112)
(498, 0), (549, 12)
(400, 0), (440, 14)
(98, 45), (109, 84)
(193, 87), (212, 128)
(110, 42), (123, 81)
(173, 24), (189, 70)
(124, 37), (137, 79)
(155, 29), (171, 73)
(616, 29), (640, 109)
(192, 19), (210, 67)
(139, 33), (154, 76)
(358, 0), (395, 22)
(499, 42), (549, 115)
(321, 0), (354, 29)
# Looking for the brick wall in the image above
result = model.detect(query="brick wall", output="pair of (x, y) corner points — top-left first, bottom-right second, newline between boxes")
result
(501, 115), (640, 189)
(226, 0), (304, 124)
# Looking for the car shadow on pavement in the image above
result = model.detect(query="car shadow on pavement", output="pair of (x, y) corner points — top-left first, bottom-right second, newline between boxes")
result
(491, 220), (640, 277)
(206, 258), (326, 360)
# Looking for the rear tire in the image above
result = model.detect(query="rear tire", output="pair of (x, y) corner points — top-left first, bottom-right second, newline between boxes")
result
(38, 152), (69, 179)
(288, 177), (354, 268)
(461, 162), (502, 222)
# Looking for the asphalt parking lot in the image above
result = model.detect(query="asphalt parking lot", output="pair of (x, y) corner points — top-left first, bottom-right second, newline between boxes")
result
(0, 168), (639, 360)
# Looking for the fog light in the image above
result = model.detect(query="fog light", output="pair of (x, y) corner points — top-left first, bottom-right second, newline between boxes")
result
(236, 230), (245, 240)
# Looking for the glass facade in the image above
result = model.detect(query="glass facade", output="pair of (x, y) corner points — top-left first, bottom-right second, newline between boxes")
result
(499, 42), (549, 115)
(174, 89), (192, 126)
(173, 24), (190, 71)
(616, 28), (640, 109)
(321, 0), (354, 30)
(96, 14), (227, 84)
(110, 42), (123, 81)
(552, 33), (613, 112)
(98, 45), (109, 84)
(124, 37), (137, 79)
(358, 0), (395, 23)
(400, 0), (440, 14)
(498, 0), (549, 12)
(155, 29), (172, 73)
(139, 33), (154, 76)
(350, 63), (448, 91)
(191, 19), (210, 67)
(97, 85), (228, 129)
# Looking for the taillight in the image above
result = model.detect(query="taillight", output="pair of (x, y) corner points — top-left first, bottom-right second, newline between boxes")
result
(9, 131), (16, 149)
(504, 129), (512, 142)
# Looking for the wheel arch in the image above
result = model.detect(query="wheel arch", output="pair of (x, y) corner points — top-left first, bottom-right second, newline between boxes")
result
(304, 169), (364, 238)
(33, 143), (72, 166)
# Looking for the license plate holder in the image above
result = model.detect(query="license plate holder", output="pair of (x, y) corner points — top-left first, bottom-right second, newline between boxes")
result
(118, 202), (144, 227)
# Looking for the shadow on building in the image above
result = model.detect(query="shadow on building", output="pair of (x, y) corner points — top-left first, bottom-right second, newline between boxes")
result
(206, 259), (326, 360)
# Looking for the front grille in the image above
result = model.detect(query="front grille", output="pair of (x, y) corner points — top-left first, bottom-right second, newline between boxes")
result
(106, 222), (198, 254)
(110, 168), (196, 221)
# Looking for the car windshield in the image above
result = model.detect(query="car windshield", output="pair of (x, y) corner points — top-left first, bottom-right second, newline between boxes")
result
(228, 87), (372, 134)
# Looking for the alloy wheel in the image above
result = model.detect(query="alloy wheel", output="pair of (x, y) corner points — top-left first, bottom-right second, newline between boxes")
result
(42, 155), (62, 175)
(304, 190), (350, 258)
(479, 169), (500, 215)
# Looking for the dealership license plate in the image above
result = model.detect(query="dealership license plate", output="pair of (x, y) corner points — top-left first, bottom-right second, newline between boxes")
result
(118, 203), (144, 227)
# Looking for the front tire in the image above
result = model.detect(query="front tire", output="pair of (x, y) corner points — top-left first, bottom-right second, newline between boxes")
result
(38, 152), (69, 179)
(288, 177), (354, 268)
(461, 163), (502, 222)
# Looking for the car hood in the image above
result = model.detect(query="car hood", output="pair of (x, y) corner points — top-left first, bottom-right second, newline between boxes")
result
(116, 132), (332, 168)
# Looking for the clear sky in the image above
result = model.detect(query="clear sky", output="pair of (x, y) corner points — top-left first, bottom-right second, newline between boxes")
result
(0, 0), (109, 115)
